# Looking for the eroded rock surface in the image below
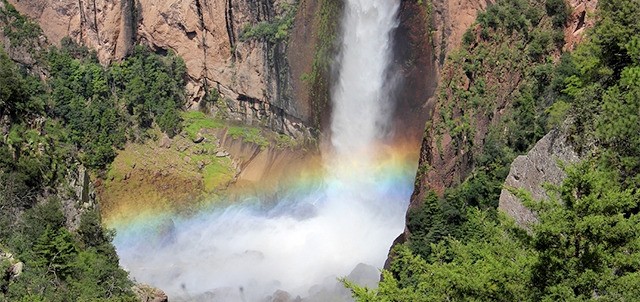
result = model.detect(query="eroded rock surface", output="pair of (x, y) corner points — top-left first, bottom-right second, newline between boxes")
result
(133, 284), (169, 302)
(498, 128), (580, 227)
(7, 0), (311, 137)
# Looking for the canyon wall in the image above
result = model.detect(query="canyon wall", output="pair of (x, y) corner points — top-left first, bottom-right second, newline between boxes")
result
(410, 0), (596, 201)
(8, 0), (318, 136)
(391, 0), (598, 251)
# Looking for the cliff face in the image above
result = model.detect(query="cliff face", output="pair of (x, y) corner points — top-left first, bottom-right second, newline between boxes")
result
(410, 0), (596, 200)
(401, 0), (490, 207)
(430, 0), (488, 67)
(392, 0), (598, 251)
(498, 127), (580, 227)
(8, 0), (315, 136)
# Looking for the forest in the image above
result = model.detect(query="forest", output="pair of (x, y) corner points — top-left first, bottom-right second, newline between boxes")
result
(1, 1), (187, 299)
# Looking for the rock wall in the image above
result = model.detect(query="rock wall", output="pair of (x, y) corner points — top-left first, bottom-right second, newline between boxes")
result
(388, 0), (599, 255)
(564, 0), (597, 51)
(389, 0), (438, 146)
(7, 0), (315, 137)
(498, 127), (581, 227)
(430, 0), (488, 67)
(58, 163), (98, 231)
(409, 0), (597, 200)
(396, 0), (490, 211)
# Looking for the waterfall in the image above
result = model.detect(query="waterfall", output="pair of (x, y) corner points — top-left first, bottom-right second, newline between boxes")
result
(330, 0), (399, 158)
(112, 1), (412, 301)
(324, 0), (401, 222)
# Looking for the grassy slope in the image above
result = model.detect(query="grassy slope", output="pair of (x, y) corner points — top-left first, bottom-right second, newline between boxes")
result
(99, 111), (306, 223)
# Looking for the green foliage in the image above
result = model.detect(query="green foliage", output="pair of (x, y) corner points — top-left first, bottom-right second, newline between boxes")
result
(33, 227), (78, 279)
(350, 211), (534, 301)
(0, 199), (135, 301)
(228, 126), (270, 149)
(406, 191), (464, 258)
(562, 0), (640, 183)
(1, 8), (184, 299)
(182, 111), (223, 140)
(358, 1), (640, 300)
(476, 0), (542, 35)
(46, 41), (187, 168)
(524, 162), (640, 300)
(437, 0), (569, 165)
(350, 161), (640, 301)
(111, 45), (186, 137)
(435, 0), (576, 201)
(545, 100), (570, 129)
(545, 0), (570, 28)
(0, 48), (43, 121)
(0, 0), (43, 50)
(240, 3), (297, 43)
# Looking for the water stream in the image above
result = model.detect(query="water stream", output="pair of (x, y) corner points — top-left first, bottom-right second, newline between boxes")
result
(112, 1), (412, 300)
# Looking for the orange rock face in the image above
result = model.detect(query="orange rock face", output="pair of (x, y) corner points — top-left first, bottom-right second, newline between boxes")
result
(8, 0), (312, 136)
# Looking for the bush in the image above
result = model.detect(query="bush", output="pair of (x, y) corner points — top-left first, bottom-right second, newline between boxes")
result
(240, 3), (297, 43)
(545, 0), (570, 28)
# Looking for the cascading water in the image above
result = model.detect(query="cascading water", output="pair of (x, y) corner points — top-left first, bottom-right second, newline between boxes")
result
(111, 0), (412, 301)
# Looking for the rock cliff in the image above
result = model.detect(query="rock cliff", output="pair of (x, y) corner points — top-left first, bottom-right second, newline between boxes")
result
(430, 0), (488, 67)
(391, 0), (598, 253)
(8, 0), (317, 136)
(498, 127), (580, 227)
(410, 0), (597, 199)
(7, 0), (447, 140)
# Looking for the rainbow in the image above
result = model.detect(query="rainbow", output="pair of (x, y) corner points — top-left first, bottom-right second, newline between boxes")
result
(102, 142), (419, 230)
(105, 141), (420, 299)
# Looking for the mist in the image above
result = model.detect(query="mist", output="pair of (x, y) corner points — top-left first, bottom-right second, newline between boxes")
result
(113, 0), (409, 300)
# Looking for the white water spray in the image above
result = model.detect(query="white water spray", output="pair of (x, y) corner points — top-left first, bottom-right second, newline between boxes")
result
(330, 0), (399, 158)
(113, 0), (408, 301)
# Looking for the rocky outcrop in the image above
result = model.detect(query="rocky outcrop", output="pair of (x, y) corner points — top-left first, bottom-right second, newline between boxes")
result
(58, 163), (98, 231)
(6, 0), (321, 137)
(409, 0), (599, 199)
(133, 284), (169, 302)
(0, 1), (49, 77)
(498, 127), (581, 227)
(564, 0), (597, 51)
(430, 0), (488, 66)
(389, 0), (600, 257)
(1, 250), (24, 293)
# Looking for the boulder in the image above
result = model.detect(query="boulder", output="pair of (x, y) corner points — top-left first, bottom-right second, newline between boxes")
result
(133, 284), (169, 302)
(268, 289), (293, 302)
(498, 127), (581, 228)
(192, 132), (205, 144)
(159, 134), (172, 148)
(10, 262), (23, 277)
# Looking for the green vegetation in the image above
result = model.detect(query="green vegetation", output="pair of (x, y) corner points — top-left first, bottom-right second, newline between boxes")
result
(0, 196), (136, 301)
(202, 157), (235, 192)
(347, 0), (640, 300)
(181, 110), (271, 149)
(240, 3), (297, 43)
(183, 111), (223, 140)
(408, 0), (573, 262)
(0, 0), (44, 56)
(304, 0), (343, 130)
(0, 3), (188, 300)
(228, 126), (270, 149)
(46, 40), (186, 169)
